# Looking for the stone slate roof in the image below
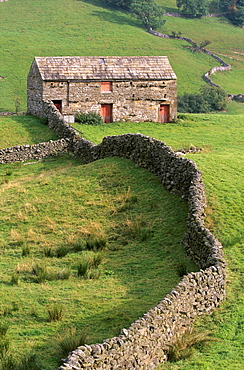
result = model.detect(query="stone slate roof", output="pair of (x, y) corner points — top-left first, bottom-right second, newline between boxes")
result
(33, 56), (176, 81)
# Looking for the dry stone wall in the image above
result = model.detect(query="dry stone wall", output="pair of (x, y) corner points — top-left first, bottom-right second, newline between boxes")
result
(148, 29), (242, 99)
(39, 103), (225, 370)
(0, 102), (226, 369)
(0, 139), (71, 164)
(41, 79), (177, 122)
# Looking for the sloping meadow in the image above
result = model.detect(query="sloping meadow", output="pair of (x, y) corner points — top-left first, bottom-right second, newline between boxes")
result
(0, 153), (196, 369)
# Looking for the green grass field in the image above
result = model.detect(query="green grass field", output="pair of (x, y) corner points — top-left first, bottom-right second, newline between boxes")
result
(0, 153), (196, 369)
(0, 0), (244, 368)
(70, 114), (244, 370)
(0, 113), (243, 369)
(0, 0), (243, 111)
(0, 115), (57, 148)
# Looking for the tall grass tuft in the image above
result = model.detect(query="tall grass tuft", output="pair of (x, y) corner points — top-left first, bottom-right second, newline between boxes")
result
(77, 252), (104, 278)
(56, 245), (70, 258)
(71, 238), (86, 253)
(0, 353), (42, 370)
(31, 262), (48, 283)
(17, 353), (42, 370)
(0, 338), (10, 357)
(176, 263), (188, 277)
(56, 327), (88, 358)
(21, 245), (30, 257)
(10, 273), (19, 286)
(167, 327), (218, 362)
(47, 304), (63, 322)
(86, 236), (107, 251)
(43, 246), (54, 257)
(90, 252), (105, 269)
(56, 268), (70, 280)
(0, 313), (14, 360)
(77, 260), (90, 277)
(0, 353), (17, 370)
(0, 321), (9, 337)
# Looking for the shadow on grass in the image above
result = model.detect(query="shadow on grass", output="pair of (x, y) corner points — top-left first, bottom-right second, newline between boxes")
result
(1, 115), (57, 148)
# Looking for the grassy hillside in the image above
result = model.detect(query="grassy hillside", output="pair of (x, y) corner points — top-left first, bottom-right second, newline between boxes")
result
(0, 113), (243, 369)
(74, 114), (244, 369)
(0, 0), (243, 111)
(0, 154), (195, 369)
(0, 115), (57, 148)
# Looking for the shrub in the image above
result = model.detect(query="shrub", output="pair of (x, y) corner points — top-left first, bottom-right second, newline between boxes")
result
(75, 112), (104, 125)
(56, 327), (88, 357)
(47, 304), (63, 322)
(104, 0), (132, 9)
(131, 0), (166, 30)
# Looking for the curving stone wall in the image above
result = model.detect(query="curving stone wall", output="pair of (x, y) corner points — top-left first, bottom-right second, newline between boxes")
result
(58, 134), (226, 370)
(147, 29), (240, 99)
(0, 102), (226, 369)
(39, 103), (226, 369)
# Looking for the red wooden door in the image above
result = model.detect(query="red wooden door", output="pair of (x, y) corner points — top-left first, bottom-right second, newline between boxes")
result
(101, 104), (112, 123)
(159, 104), (169, 123)
(52, 100), (62, 113)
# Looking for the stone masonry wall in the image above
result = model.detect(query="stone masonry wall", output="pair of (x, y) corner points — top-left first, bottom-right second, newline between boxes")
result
(27, 58), (177, 122)
(39, 102), (225, 370)
(0, 102), (226, 369)
(41, 79), (177, 122)
(0, 139), (71, 164)
(59, 133), (226, 369)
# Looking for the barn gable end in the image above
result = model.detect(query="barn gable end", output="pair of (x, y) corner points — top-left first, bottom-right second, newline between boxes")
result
(27, 56), (177, 122)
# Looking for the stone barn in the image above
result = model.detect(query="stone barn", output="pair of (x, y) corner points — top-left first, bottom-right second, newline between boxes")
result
(27, 56), (177, 123)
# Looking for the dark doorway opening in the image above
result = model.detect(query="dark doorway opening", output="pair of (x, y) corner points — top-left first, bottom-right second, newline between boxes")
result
(52, 100), (62, 113)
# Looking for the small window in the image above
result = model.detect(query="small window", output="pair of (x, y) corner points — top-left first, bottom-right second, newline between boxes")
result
(101, 81), (112, 92)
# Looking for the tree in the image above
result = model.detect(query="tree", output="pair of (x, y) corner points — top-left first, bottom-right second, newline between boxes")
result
(188, 39), (211, 52)
(104, 0), (132, 10)
(131, 0), (166, 30)
(200, 86), (228, 111)
(219, 0), (244, 25)
(178, 86), (228, 113)
(176, 0), (209, 18)
(178, 93), (210, 113)
(227, 6), (244, 25)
